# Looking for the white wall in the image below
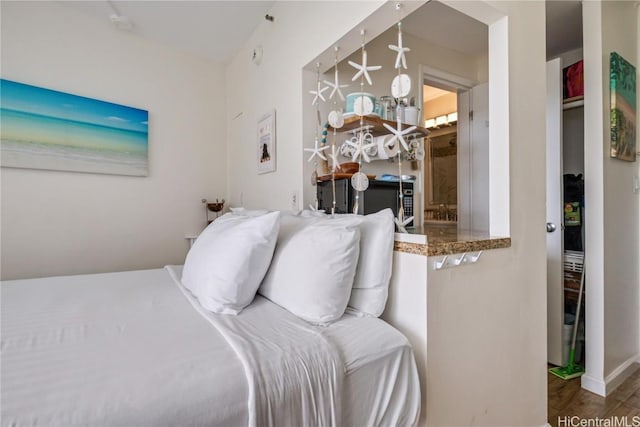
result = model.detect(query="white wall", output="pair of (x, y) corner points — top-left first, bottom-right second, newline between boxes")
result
(425, 1), (548, 425)
(553, 49), (585, 176)
(563, 107), (585, 175)
(601, 0), (639, 382)
(1, 2), (226, 280)
(225, 1), (387, 213)
(582, 0), (639, 396)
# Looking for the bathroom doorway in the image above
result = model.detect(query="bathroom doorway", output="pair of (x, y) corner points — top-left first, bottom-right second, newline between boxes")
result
(418, 66), (489, 232)
(423, 84), (458, 224)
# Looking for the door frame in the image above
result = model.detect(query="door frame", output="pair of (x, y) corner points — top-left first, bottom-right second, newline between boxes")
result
(418, 64), (476, 230)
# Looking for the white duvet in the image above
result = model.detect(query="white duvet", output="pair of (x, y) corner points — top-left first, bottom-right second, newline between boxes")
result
(167, 266), (343, 427)
(1, 267), (420, 427)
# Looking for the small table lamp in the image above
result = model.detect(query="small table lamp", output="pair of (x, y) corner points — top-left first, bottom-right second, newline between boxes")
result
(202, 198), (225, 224)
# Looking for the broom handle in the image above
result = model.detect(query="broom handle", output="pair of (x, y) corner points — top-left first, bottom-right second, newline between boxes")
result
(571, 260), (585, 352)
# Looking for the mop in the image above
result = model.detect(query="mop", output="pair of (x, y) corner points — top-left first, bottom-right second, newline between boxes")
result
(549, 257), (585, 380)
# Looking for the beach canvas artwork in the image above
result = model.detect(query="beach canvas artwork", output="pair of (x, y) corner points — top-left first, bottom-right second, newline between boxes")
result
(0, 79), (148, 176)
(610, 52), (636, 162)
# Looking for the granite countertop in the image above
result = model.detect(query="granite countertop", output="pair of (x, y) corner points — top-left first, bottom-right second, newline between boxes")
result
(393, 223), (511, 256)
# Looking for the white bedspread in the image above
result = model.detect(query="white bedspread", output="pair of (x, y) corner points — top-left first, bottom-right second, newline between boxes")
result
(1, 269), (249, 427)
(166, 265), (343, 427)
(1, 268), (420, 426)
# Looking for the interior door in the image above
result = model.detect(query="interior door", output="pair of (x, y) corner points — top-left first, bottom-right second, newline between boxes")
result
(457, 83), (489, 232)
(546, 58), (564, 366)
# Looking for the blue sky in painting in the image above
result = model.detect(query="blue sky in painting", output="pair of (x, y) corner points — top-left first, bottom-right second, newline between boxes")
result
(0, 79), (148, 133)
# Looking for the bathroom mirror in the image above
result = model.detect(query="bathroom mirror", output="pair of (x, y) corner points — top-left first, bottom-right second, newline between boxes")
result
(425, 127), (457, 213)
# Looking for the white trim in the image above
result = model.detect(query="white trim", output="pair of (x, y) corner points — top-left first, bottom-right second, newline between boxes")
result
(582, 0), (605, 395)
(487, 16), (510, 237)
(581, 357), (640, 396)
(418, 64), (476, 231)
(604, 357), (640, 394)
(581, 373), (606, 396)
(419, 64), (475, 91)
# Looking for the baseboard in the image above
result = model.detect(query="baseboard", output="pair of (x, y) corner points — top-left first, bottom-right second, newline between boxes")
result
(582, 355), (640, 397)
(605, 355), (640, 394)
(581, 373), (606, 396)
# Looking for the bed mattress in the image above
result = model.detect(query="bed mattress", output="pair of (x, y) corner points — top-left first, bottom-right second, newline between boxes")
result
(1, 267), (419, 426)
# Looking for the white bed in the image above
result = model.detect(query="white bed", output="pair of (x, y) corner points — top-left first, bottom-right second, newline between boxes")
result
(1, 266), (420, 426)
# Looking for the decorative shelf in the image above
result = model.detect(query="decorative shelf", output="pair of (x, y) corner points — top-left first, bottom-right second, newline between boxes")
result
(329, 115), (430, 138)
(563, 95), (584, 111)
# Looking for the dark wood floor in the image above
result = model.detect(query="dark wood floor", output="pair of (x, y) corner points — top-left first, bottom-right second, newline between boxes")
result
(548, 365), (640, 426)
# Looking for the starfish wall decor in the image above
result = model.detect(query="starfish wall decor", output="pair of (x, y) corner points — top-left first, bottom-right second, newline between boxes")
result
(324, 66), (349, 102)
(348, 49), (382, 86)
(304, 137), (329, 162)
(388, 22), (410, 70)
(309, 80), (328, 106)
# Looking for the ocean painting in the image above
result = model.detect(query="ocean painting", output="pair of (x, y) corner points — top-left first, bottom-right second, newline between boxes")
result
(0, 79), (148, 176)
(610, 52), (636, 162)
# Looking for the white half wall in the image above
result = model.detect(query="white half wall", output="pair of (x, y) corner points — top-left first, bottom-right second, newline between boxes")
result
(425, 1), (547, 424)
(1, 2), (227, 279)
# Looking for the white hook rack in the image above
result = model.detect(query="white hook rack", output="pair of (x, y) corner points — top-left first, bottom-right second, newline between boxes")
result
(433, 251), (483, 270)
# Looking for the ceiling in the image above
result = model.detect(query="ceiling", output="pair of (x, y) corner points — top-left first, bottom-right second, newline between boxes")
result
(62, 0), (582, 65)
(546, 0), (583, 59)
(402, 1), (488, 57)
(62, 1), (276, 63)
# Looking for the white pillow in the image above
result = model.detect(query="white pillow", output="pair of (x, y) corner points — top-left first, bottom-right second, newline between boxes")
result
(346, 208), (395, 317)
(299, 209), (327, 217)
(301, 209), (395, 317)
(182, 211), (280, 314)
(229, 207), (270, 217)
(258, 215), (361, 324)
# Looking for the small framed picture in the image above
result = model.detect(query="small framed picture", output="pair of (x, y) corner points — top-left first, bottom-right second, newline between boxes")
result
(257, 110), (276, 174)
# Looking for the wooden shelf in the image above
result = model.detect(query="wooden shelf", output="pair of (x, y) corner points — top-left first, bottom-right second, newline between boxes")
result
(563, 95), (584, 110)
(328, 115), (430, 138)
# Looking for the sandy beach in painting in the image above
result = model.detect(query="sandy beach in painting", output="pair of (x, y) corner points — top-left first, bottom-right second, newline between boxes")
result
(1, 108), (148, 176)
(611, 94), (636, 161)
(1, 139), (148, 176)
(0, 79), (148, 176)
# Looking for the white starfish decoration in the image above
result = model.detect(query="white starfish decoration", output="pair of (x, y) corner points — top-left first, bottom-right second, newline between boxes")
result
(323, 67), (349, 101)
(383, 119), (417, 151)
(309, 81), (328, 105)
(304, 137), (329, 162)
(348, 50), (382, 86)
(328, 145), (341, 172)
(394, 215), (414, 233)
(388, 28), (410, 69)
(345, 133), (376, 163)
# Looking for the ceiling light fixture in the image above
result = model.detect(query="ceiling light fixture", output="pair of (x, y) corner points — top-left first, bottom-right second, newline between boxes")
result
(424, 111), (458, 129)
